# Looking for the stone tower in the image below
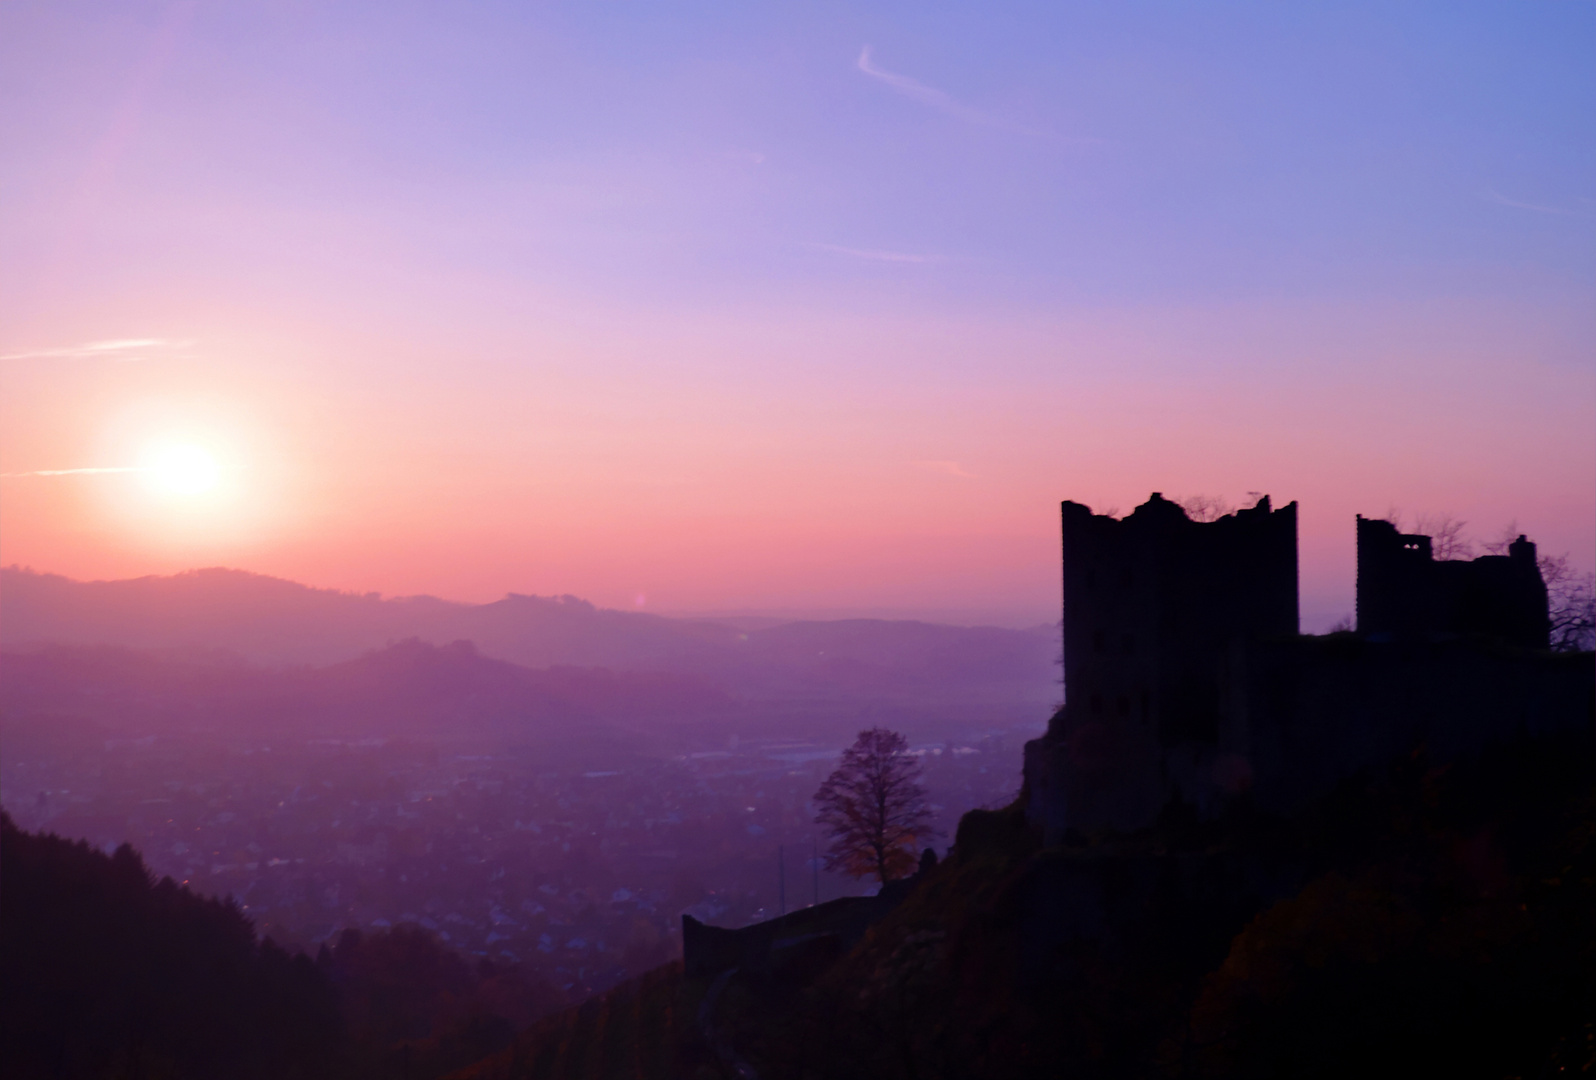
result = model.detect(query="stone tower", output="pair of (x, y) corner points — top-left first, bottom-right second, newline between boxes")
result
(1025, 493), (1298, 837)
(1355, 517), (1548, 648)
(1022, 496), (1578, 844)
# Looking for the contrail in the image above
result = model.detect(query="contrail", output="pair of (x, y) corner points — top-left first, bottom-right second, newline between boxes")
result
(856, 45), (1073, 141)
(0, 466), (148, 478)
(857, 45), (985, 124)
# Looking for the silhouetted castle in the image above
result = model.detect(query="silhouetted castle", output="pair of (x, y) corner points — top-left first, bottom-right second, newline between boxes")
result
(1025, 494), (1590, 841)
(1356, 516), (1548, 648)
(1059, 493), (1297, 748)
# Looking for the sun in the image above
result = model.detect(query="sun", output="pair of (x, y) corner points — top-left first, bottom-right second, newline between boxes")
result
(143, 443), (222, 495)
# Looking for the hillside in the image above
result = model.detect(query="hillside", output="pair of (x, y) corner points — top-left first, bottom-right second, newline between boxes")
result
(0, 567), (1057, 715)
(1, 813), (343, 1079)
(449, 727), (1596, 1079)
(0, 567), (735, 668)
(0, 815), (573, 1080)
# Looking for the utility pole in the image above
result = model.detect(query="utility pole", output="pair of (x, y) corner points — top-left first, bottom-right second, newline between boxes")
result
(778, 844), (786, 916)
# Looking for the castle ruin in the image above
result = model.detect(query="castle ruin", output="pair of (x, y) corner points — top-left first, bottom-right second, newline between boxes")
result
(1024, 494), (1588, 843)
(1355, 515), (1548, 648)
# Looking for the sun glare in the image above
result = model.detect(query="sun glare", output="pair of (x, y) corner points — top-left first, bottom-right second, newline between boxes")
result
(143, 443), (221, 496)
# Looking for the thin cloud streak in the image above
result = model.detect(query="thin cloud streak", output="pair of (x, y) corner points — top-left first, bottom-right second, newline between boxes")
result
(1483, 187), (1594, 218)
(803, 242), (942, 264)
(1, 466), (148, 478)
(0, 338), (187, 361)
(856, 46), (1050, 137)
(857, 46), (970, 114)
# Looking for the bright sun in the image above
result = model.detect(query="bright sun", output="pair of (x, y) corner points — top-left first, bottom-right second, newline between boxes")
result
(144, 443), (222, 495)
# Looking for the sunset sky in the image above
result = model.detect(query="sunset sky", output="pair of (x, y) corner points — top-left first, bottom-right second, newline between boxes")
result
(2, 1), (1591, 629)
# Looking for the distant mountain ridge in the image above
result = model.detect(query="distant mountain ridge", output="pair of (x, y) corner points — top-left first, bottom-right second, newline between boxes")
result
(0, 566), (1059, 716)
(0, 640), (731, 751)
(0, 566), (719, 668)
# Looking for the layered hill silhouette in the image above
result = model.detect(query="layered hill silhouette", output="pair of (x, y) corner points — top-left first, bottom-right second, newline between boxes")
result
(1, 566), (735, 668)
(0, 566), (1058, 712)
(0, 640), (734, 751)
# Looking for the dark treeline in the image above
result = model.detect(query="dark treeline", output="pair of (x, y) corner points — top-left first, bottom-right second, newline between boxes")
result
(0, 814), (562, 1080)
(324, 925), (563, 1080)
(2, 812), (339, 1078)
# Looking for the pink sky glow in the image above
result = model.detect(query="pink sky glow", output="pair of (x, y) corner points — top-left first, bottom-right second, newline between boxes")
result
(4, 294), (1589, 629)
(2, 4), (1591, 630)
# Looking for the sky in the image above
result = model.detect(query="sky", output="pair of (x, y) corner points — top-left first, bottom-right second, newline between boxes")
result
(1, 1), (1592, 629)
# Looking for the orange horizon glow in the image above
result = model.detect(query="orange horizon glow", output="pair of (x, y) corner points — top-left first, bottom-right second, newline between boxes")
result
(3, 297), (1590, 630)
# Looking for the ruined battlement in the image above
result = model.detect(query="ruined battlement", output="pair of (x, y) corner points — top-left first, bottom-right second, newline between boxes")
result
(1059, 493), (1297, 748)
(1024, 494), (1589, 842)
(1356, 516), (1548, 648)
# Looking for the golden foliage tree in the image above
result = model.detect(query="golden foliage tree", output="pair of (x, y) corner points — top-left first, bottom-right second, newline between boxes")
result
(814, 728), (935, 884)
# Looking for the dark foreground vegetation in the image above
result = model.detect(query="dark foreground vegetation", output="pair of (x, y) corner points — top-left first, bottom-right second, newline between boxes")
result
(456, 727), (1596, 1080)
(0, 814), (561, 1080)
(5, 724), (1593, 1079)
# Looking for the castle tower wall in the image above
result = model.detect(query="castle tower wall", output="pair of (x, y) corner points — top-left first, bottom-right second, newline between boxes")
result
(1030, 493), (1298, 836)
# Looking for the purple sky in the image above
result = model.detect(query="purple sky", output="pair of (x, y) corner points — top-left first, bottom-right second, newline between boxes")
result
(2, 1), (1591, 627)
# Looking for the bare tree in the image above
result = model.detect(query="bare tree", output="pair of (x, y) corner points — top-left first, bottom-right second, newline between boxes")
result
(1380, 509), (1474, 560)
(1176, 494), (1235, 523)
(1539, 553), (1596, 653)
(1413, 512), (1474, 561)
(813, 728), (935, 884)
(1480, 521), (1516, 557)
